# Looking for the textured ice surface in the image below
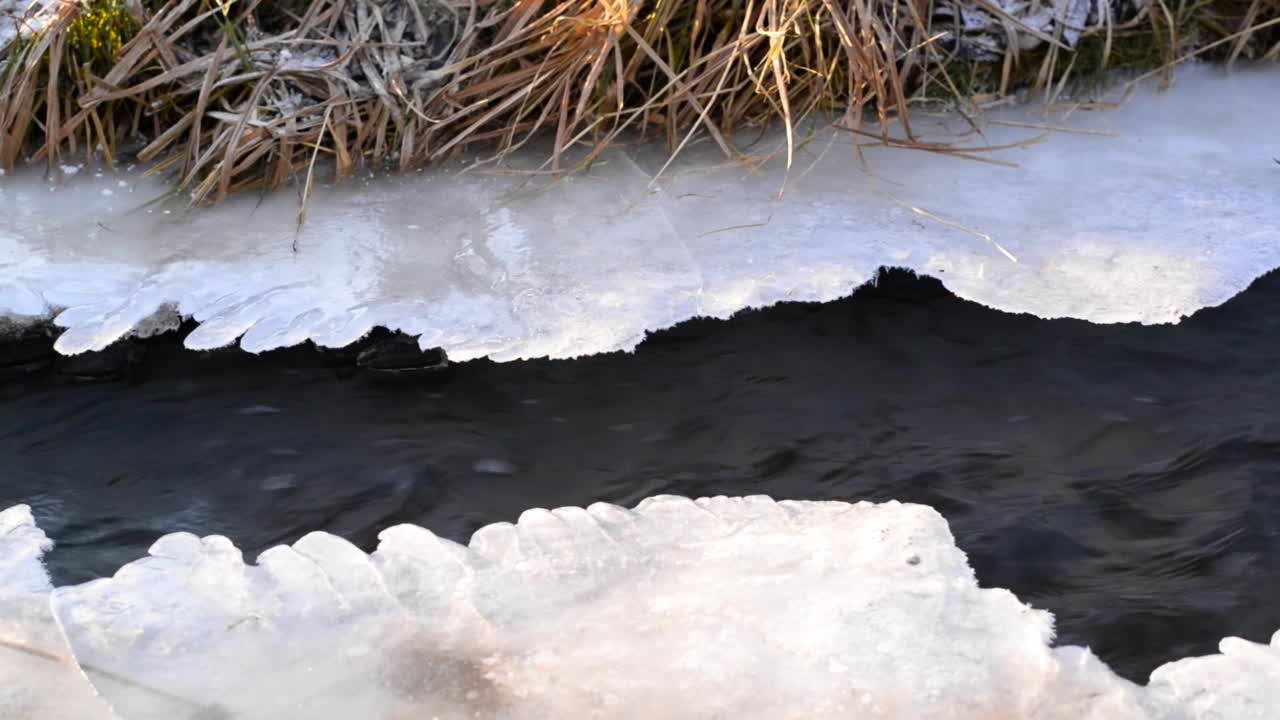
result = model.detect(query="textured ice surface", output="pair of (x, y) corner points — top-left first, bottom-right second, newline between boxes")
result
(0, 504), (51, 594)
(1149, 633), (1280, 719)
(1, 497), (1278, 719)
(2, 65), (1277, 359)
(0, 506), (113, 720)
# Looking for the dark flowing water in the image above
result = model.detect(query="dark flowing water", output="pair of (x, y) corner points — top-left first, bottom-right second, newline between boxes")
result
(2, 268), (1279, 682)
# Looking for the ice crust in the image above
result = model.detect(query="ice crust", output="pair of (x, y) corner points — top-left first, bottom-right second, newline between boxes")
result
(3, 65), (1279, 359)
(0, 504), (51, 595)
(0, 506), (114, 720)
(1, 497), (1278, 719)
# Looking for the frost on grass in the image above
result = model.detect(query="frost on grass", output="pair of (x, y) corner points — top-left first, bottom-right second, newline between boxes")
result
(0, 497), (1275, 719)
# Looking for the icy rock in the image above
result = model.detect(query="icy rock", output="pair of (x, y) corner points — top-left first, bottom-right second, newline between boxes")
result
(0, 506), (113, 720)
(126, 304), (183, 340)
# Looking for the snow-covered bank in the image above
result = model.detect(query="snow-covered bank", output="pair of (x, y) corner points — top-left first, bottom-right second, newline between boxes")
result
(2, 65), (1279, 360)
(2, 498), (1277, 719)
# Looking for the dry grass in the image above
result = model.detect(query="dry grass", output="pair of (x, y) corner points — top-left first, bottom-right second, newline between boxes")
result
(1, 0), (1277, 203)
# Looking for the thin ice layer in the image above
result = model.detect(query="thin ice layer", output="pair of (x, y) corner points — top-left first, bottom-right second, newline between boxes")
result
(0, 506), (113, 720)
(3, 65), (1278, 359)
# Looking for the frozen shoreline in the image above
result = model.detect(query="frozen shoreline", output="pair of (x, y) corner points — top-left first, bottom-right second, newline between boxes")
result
(3, 497), (1278, 719)
(2, 65), (1277, 360)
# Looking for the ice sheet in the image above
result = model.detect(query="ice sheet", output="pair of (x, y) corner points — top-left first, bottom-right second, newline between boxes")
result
(1, 497), (1278, 719)
(0, 504), (51, 594)
(0, 506), (114, 720)
(2, 65), (1279, 360)
(1148, 633), (1280, 719)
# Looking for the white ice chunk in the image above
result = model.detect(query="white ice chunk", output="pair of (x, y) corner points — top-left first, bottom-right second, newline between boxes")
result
(0, 506), (114, 720)
(2, 65), (1278, 358)
(1148, 631), (1280, 718)
(49, 531), (426, 720)
(0, 504), (52, 595)
(4, 497), (1278, 719)
(29, 498), (1157, 719)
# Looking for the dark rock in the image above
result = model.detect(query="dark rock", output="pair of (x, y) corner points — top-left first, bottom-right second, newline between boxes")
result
(356, 334), (450, 379)
(0, 327), (56, 379)
(57, 340), (145, 382)
(860, 267), (950, 304)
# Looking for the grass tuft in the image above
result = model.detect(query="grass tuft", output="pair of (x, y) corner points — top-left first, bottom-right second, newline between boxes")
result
(1, 0), (1277, 203)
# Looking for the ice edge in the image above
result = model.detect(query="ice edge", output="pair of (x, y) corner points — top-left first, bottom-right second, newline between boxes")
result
(2, 498), (1278, 720)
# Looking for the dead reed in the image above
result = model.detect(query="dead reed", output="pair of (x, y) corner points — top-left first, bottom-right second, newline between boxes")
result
(1, 0), (1277, 203)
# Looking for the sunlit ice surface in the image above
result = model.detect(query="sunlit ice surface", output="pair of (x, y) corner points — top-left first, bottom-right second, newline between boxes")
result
(2, 497), (1278, 719)
(3, 65), (1277, 361)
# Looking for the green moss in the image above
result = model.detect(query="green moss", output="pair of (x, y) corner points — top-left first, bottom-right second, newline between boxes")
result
(1063, 32), (1159, 94)
(67, 0), (138, 68)
(923, 56), (978, 100)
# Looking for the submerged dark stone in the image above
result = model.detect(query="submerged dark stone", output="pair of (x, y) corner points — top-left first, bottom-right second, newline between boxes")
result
(0, 325), (56, 380)
(57, 340), (145, 383)
(355, 334), (450, 379)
